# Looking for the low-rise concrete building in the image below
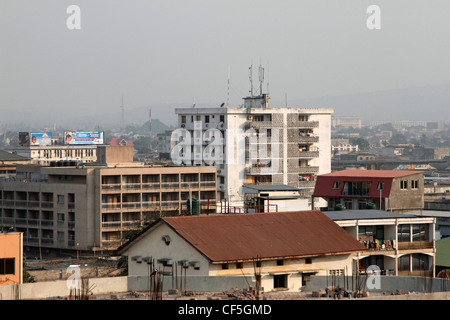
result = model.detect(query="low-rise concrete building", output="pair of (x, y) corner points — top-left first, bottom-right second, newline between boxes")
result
(314, 169), (424, 213)
(325, 210), (436, 277)
(115, 210), (367, 292)
(0, 230), (23, 285)
(0, 146), (217, 256)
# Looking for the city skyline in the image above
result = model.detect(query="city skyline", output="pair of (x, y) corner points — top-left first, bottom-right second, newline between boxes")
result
(2, 1), (450, 127)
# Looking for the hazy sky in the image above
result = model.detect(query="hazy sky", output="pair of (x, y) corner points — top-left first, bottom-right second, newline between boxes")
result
(1, 0), (450, 125)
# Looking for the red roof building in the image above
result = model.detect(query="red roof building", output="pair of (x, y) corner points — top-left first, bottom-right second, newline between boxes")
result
(116, 211), (367, 291)
(313, 169), (424, 213)
(108, 138), (134, 147)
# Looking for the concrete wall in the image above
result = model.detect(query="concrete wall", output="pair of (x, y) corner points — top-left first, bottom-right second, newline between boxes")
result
(0, 276), (127, 300)
(128, 275), (254, 293)
(305, 275), (450, 294)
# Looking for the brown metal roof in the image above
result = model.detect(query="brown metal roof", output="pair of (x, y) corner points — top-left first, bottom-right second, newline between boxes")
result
(162, 210), (367, 263)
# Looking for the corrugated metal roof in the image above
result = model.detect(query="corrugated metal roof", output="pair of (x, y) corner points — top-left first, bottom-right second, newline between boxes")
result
(319, 169), (422, 178)
(162, 211), (367, 263)
(324, 210), (419, 221)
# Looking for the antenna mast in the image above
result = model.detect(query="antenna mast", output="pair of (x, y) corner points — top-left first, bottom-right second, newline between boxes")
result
(248, 65), (253, 97)
(120, 96), (125, 131)
(258, 64), (264, 95)
(227, 67), (230, 108)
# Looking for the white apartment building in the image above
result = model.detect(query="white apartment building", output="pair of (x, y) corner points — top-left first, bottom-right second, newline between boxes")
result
(4, 145), (98, 166)
(174, 93), (333, 204)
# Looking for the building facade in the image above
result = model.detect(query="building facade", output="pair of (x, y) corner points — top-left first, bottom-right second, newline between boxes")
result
(0, 231), (23, 285)
(174, 93), (333, 204)
(4, 145), (98, 166)
(325, 210), (436, 277)
(116, 211), (367, 292)
(0, 150), (216, 256)
(314, 169), (424, 213)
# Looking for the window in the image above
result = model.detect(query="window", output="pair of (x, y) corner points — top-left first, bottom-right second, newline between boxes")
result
(57, 213), (65, 222)
(181, 116), (186, 124)
(332, 181), (340, 189)
(57, 231), (65, 241)
(221, 263), (228, 270)
(377, 182), (384, 190)
(298, 115), (309, 121)
(398, 225), (410, 242)
(400, 180), (408, 190)
(399, 255), (410, 272)
(0, 258), (15, 275)
(273, 274), (287, 288)
(57, 195), (65, 204)
(236, 262), (243, 269)
(205, 115), (210, 123)
(412, 253), (429, 271)
(412, 224), (428, 242)
(220, 115), (225, 122)
(411, 180), (419, 189)
(305, 258), (312, 264)
(341, 181), (371, 196)
(276, 259), (284, 266)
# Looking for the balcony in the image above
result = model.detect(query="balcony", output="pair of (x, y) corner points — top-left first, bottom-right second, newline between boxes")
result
(142, 182), (161, 190)
(297, 181), (316, 188)
(398, 241), (433, 250)
(248, 121), (274, 129)
(161, 182), (180, 189)
(245, 166), (275, 175)
(288, 135), (319, 143)
(291, 151), (319, 159)
(41, 201), (54, 209)
(101, 184), (121, 191)
(288, 120), (319, 128)
(298, 166), (319, 174)
(200, 181), (216, 188)
(122, 183), (141, 190)
(101, 203), (121, 210)
(122, 202), (141, 209)
(102, 221), (121, 229)
(161, 200), (180, 208)
(180, 181), (199, 189)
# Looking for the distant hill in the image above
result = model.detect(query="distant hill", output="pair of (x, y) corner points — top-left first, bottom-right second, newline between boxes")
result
(281, 85), (450, 124)
(2, 85), (449, 130)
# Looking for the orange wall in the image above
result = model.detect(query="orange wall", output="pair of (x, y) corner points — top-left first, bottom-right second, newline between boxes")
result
(0, 233), (23, 285)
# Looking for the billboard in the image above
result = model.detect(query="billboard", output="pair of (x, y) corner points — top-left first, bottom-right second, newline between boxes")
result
(30, 132), (52, 146)
(65, 132), (104, 145)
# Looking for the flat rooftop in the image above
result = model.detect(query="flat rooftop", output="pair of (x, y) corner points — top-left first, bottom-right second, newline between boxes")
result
(324, 209), (419, 221)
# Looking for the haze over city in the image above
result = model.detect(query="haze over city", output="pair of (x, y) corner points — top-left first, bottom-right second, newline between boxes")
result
(2, 0), (450, 127)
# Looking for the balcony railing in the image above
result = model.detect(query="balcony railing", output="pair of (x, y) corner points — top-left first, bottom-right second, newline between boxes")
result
(161, 200), (180, 207)
(142, 182), (161, 189)
(101, 203), (121, 210)
(101, 184), (121, 190)
(122, 202), (141, 209)
(123, 183), (141, 190)
(200, 181), (216, 188)
(398, 241), (433, 250)
(161, 182), (180, 189)
(298, 166), (319, 174)
(287, 120), (319, 128)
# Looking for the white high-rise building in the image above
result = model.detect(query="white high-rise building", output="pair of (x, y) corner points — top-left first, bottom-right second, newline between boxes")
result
(174, 92), (334, 206)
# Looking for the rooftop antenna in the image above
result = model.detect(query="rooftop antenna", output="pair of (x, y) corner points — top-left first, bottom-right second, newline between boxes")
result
(248, 65), (253, 97)
(120, 96), (125, 131)
(258, 64), (264, 95)
(227, 66), (230, 108)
